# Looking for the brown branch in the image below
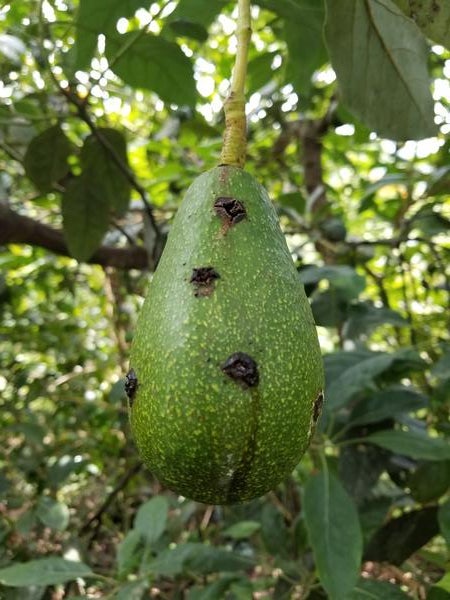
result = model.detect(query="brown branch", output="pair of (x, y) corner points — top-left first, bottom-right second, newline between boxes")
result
(0, 204), (156, 270)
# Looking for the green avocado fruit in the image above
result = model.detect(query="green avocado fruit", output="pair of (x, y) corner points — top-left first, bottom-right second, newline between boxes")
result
(128, 165), (324, 504)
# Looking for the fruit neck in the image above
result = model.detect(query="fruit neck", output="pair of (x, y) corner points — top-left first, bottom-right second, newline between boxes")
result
(220, 0), (252, 169)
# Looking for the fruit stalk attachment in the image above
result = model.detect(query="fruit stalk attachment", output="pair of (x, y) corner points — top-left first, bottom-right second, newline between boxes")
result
(220, 0), (252, 169)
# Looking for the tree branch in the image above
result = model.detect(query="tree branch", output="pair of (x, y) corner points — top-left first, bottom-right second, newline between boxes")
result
(0, 204), (157, 270)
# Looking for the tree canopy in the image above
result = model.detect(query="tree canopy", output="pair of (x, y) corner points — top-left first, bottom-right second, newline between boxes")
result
(0, 1), (449, 598)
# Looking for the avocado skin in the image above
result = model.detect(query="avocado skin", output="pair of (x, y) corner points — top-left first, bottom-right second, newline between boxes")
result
(130, 166), (324, 504)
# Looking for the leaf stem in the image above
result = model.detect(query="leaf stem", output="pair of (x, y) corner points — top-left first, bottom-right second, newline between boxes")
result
(220, 0), (252, 168)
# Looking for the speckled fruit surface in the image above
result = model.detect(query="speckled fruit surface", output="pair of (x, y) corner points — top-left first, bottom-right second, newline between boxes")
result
(129, 165), (324, 504)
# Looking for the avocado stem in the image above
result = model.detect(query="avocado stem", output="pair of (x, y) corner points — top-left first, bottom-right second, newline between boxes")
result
(220, 0), (252, 169)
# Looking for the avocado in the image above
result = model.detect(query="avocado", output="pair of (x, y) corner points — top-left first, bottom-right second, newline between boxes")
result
(128, 165), (324, 504)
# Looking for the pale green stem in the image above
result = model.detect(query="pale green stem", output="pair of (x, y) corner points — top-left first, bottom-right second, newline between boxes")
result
(220, 0), (252, 168)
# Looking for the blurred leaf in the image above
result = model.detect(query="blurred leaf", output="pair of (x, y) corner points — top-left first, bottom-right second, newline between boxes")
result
(134, 496), (169, 545)
(147, 543), (253, 577)
(325, 0), (437, 140)
(187, 575), (243, 600)
(431, 352), (450, 380)
(300, 265), (365, 300)
(343, 303), (408, 339)
(311, 289), (348, 328)
(36, 497), (70, 531)
(163, 0), (227, 32)
(0, 34), (26, 64)
(80, 128), (131, 216)
(359, 497), (392, 542)
(75, 0), (143, 70)
(325, 351), (402, 410)
(408, 461), (450, 503)
(117, 529), (143, 576)
(62, 174), (110, 262)
(349, 578), (410, 598)
(339, 445), (387, 504)
(167, 20), (208, 42)
(438, 501), (450, 546)
(114, 580), (148, 600)
(0, 559), (93, 587)
(364, 506), (438, 565)
(277, 192), (306, 213)
(410, 205), (450, 236)
(223, 520), (261, 540)
(260, 503), (291, 558)
(426, 165), (450, 196)
(282, 0), (327, 94)
(23, 126), (71, 192)
(247, 52), (277, 95)
(304, 470), (363, 600)
(349, 387), (427, 426)
(367, 429), (450, 460)
(393, 0), (450, 47)
(106, 33), (196, 106)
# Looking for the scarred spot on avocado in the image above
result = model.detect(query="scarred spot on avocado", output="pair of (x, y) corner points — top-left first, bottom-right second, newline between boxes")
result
(313, 391), (324, 423)
(125, 368), (138, 407)
(221, 352), (259, 388)
(214, 196), (246, 230)
(190, 266), (220, 297)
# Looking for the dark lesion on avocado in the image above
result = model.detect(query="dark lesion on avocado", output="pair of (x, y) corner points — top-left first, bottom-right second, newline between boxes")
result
(125, 368), (139, 407)
(313, 391), (324, 423)
(214, 197), (246, 228)
(221, 352), (259, 388)
(190, 267), (220, 297)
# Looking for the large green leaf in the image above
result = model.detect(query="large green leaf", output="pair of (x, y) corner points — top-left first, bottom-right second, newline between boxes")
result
(349, 386), (427, 426)
(80, 128), (131, 216)
(283, 0), (328, 94)
(438, 500), (450, 546)
(163, 0), (228, 41)
(0, 558), (93, 587)
(393, 0), (450, 48)
(367, 429), (450, 460)
(117, 530), (143, 576)
(134, 496), (169, 545)
(300, 265), (366, 300)
(36, 496), (70, 531)
(349, 578), (410, 598)
(75, 0), (144, 70)
(325, 0), (437, 140)
(23, 125), (71, 192)
(106, 33), (196, 106)
(303, 470), (363, 600)
(62, 175), (110, 262)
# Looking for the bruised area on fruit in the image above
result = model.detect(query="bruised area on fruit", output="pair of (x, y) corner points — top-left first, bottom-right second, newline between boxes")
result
(221, 352), (259, 388)
(313, 391), (324, 423)
(190, 266), (220, 297)
(129, 166), (324, 504)
(214, 196), (246, 230)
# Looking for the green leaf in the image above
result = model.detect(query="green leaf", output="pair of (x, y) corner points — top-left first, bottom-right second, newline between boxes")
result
(163, 0), (227, 31)
(283, 0), (327, 94)
(223, 520), (261, 540)
(106, 33), (196, 106)
(167, 20), (208, 42)
(36, 497), (70, 531)
(247, 52), (278, 95)
(260, 503), (291, 558)
(349, 578), (410, 598)
(117, 529), (143, 576)
(80, 128), (131, 216)
(325, 0), (437, 140)
(408, 461), (450, 503)
(303, 470), (363, 600)
(344, 303), (408, 339)
(367, 429), (450, 460)
(23, 125), (71, 192)
(75, 0), (143, 70)
(300, 265), (365, 299)
(62, 175), (110, 262)
(393, 0), (450, 48)
(114, 580), (148, 600)
(438, 501), (450, 546)
(325, 351), (398, 409)
(349, 387), (427, 426)
(0, 558), (93, 587)
(147, 543), (252, 578)
(134, 496), (169, 545)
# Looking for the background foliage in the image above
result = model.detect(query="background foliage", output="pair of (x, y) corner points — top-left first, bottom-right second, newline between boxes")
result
(0, 0), (449, 598)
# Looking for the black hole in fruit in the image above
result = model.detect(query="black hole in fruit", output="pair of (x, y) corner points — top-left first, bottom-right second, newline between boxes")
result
(221, 352), (259, 388)
(190, 267), (220, 297)
(214, 197), (246, 226)
(313, 391), (324, 422)
(125, 368), (138, 407)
